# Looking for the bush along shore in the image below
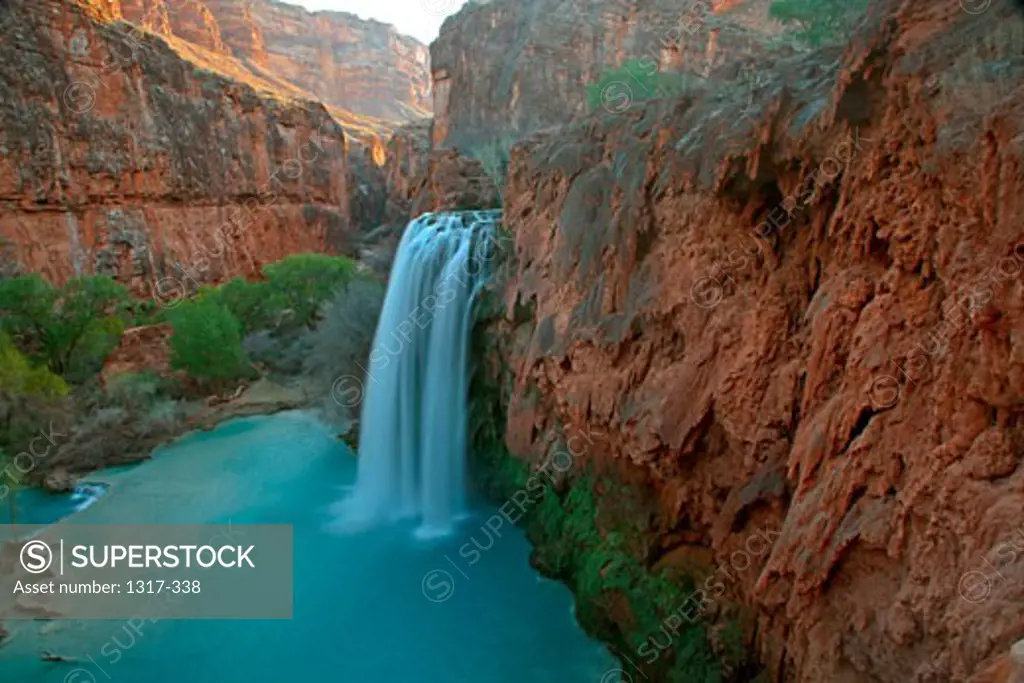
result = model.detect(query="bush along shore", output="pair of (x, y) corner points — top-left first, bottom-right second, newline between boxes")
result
(0, 253), (384, 505)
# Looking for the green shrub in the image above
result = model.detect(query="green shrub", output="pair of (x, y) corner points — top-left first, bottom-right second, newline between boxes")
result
(0, 333), (70, 402)
(203, 254), (358, 335)
(0, 332), (71, 459)
(586, 58), (697, 112)
(166, 298), (252, 390)
(262, 254), (357, 330)
(768, 0), (869, 46)
(127, 298), (164, 328)
(0, 274), (128, 378)
(203, 276), (279, 335)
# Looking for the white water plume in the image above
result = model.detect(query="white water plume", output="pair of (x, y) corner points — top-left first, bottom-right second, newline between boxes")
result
(335, 210), (502, 538)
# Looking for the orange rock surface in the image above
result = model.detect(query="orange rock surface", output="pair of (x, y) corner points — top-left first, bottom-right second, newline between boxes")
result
(431, 0), (780, 149)
(0, 0), (350, 299)
(86, 0), (431, 122)
(494, 0), (1024, 680)
(100, 324), (174, 385)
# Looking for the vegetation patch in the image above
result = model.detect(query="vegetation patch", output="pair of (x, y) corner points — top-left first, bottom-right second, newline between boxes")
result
(0, 252), (378, 495)
(0, 274), (128, 380)
(166, 297), (254, 393)
(586, 59), (703, 113)
(768, 0), (870, 47)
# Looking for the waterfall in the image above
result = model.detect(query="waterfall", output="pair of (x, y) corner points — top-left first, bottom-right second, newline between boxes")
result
(338, 210), (502, 538)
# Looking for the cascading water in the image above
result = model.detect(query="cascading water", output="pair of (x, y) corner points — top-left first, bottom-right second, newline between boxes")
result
(338, 210), (502, 538)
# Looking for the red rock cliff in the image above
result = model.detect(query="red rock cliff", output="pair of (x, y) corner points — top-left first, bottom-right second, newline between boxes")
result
(250, 0), (431, 123)
(0, 0), (350, 300)
(430, 0), (778, 149)
(495, 0), (1024, 681)
(86, 0), (431, 123)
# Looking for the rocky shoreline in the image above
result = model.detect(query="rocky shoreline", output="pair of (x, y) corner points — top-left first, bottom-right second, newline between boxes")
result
(28, 377), (325, 496)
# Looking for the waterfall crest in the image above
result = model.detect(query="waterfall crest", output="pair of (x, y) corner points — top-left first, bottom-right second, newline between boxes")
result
(338, 210), (501, 538)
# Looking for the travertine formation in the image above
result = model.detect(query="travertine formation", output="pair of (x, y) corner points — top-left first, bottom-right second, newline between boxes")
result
(455, 0), (1024, 681)
(0, 0), (350, 296)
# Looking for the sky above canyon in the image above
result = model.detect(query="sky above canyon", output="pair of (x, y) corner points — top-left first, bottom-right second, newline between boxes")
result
(292, 0), (470, 43)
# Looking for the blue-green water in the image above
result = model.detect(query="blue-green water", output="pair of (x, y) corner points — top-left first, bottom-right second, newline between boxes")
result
(0, 412), (615, 682)
(0, 484), (107, 525)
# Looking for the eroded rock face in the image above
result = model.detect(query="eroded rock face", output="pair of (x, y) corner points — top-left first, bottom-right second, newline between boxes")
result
(354, 121), (501, 276)
(250, 1), (431, 122)
(431, 0), (778, 149)
(79, 0), (430, 122)
(118, 0), (229, 53)
(0, 0), (350, 299)
(496, 0), (1024, 681)
(100, 324), (174, 386)
(86, 0), (431, 122)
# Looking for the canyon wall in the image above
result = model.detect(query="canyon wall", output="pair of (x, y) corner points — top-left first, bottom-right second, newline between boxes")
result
(88, 0), (431, 123)
(483, 0), (1024, 681)
(430, 0), (779, 149)
(351, 121), (501, 276)
(0, 0), (350, 299)
(250, 0), (431, 123)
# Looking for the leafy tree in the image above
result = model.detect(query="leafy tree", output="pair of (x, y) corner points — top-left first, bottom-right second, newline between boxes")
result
(0, 332), (70, 454)
(166, 298), (252, 390)
(768, 0), (869, 46)
(0, 274), (128, 377)
(202, 277), (281, 335)
(0, 333), (70, 415)
(202, 255), (358, 335)
(262, 254), (357, 330)
(0, 274), (57, 352)
(127, 297), (164, 328)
